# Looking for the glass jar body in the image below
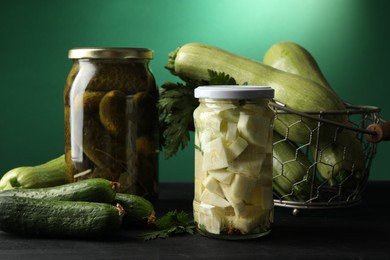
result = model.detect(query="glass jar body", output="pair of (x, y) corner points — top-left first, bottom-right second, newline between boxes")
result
(193, 98), (274, 239)
(64, 57), (159, 201)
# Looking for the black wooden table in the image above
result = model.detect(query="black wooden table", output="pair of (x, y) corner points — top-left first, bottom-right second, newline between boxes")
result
(1, 182), (389, 260)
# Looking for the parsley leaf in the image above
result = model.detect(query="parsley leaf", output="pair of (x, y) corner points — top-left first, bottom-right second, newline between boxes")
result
(158, 70), (238, 159)
(208, 70), (237, 85)
(158, 81), (199, 159)
(140, 210), (195, 241)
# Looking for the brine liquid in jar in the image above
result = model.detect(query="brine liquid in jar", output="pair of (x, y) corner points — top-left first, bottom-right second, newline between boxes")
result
(193, 86), (275, 240)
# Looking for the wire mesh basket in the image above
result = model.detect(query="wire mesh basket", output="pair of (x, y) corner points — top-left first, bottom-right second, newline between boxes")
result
(269, 101), (383, 215)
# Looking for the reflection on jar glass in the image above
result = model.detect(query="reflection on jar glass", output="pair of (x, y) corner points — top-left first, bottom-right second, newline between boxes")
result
(64, 48), (159, 201)
(193, 85), (275, 240)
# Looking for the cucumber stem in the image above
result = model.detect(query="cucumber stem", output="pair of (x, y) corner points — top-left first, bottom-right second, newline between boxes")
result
(115, 203), (125, 217)
(147, 211), (156, 225)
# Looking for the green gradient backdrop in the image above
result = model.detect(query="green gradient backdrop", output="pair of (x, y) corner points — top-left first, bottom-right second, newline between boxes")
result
(1, 0), (389, 182)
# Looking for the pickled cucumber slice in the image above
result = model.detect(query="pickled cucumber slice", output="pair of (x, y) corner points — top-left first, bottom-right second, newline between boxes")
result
(99, 90), (127, 140)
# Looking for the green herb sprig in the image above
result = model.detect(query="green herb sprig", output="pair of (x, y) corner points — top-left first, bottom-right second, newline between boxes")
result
(158, 80), (199, 159)
(158, 70), (237, 159)
(141, 210), (195, 241)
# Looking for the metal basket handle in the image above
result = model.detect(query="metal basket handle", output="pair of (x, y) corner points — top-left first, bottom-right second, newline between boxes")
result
(366, 122), (390, 142)
(270, 101), (388, 143)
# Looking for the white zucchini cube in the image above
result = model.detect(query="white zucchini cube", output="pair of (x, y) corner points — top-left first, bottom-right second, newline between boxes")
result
(220, 181), (247, 216)
(228, 150), (266, 178)
(208, 169), (234, 185)
(199, 112), (223, 132)
(194, 178), (204, 201)
(198, 203), (222, 234)
(225, 121), (238, 142)
(199, 130), (212, 151)
(227, 136), (248, 161)
(195, 148), (207, 179)
(202, 137), (229, 171)
(202, 175), (224, 197)
(247, 183), (273, 210)
(237, 112), (270, 148)
(219, 108), (240, 123)
(220, 173), (258, 211)
(200, 189), (230, 208)
(232, 200), (246, 216)
(229, 173), (258, 202)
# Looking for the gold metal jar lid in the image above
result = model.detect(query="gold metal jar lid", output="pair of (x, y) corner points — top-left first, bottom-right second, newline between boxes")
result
(68, 48), (153, 60)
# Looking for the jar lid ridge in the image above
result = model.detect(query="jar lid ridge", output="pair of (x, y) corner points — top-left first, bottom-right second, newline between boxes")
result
(68, 48), (153, 59)
(194, 85), (274, 99)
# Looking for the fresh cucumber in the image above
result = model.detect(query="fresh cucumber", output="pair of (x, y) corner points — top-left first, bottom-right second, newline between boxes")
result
(0, 178), (117, 204)
(0, 196), (123, 238)
(114, 193), (156, 226)
(0, 155), (67, 191)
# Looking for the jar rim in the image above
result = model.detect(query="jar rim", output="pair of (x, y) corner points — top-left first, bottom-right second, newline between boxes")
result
(194, 85), (274, 99)
(68, 48), (153, 60)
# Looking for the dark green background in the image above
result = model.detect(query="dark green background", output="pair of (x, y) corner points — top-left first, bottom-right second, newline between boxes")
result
(1, 0), (389, 182)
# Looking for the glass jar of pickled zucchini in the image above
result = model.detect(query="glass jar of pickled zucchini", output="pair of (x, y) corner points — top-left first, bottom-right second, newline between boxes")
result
(64, 48), (159, 201)
(193, 85), (275, 240)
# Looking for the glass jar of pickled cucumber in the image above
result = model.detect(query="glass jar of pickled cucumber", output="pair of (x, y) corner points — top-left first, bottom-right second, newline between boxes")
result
(64, 48), (159, 201)
(193, 85), (275, 240)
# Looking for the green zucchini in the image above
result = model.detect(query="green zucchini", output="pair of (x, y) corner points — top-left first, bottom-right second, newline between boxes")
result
(272, 132), (314, 201)
(0, 178), (118, 204)
(114, 193), (156, 226)
(263, 41), (334, 92)
(262, 41), (366, 188)
(0, 155), (67, 191)
(166, 42), (347, 144)
(314, 129), (365, 187)
(0, 196), (123, 238)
